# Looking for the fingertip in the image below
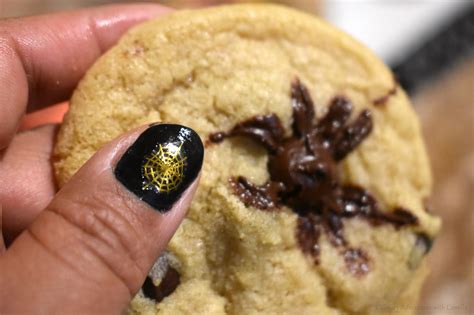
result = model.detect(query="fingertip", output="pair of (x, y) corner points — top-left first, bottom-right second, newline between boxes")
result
(1, 122), (203, 313)
(114, 124), (204, 213)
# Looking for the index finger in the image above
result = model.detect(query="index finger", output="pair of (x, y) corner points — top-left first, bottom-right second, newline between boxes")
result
(0, 4), (171, 149)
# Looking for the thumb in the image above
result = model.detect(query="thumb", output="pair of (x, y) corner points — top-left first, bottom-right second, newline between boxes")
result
(0, 123), (204, 314)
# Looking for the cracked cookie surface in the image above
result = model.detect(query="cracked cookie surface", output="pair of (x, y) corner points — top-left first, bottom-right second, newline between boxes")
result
(53, 4), (441, 314)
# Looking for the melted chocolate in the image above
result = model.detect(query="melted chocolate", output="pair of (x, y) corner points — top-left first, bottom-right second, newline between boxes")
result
(142, 267), (180, 303)
(296, 215), (322, 264)
(229, 176), (284, 209)
(210, 114), (285, 154)
(209, 79), (418, 274)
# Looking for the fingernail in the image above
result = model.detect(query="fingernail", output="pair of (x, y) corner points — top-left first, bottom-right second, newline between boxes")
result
(114, 124), (204, 212)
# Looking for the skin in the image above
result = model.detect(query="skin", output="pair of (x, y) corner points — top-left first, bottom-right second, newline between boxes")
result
(0, 4), (200, 314)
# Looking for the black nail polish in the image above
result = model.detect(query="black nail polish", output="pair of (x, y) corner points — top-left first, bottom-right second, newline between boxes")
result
(114, 124), (204, 212)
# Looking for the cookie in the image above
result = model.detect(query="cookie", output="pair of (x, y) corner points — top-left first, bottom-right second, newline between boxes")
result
(53, 4), (441, 314)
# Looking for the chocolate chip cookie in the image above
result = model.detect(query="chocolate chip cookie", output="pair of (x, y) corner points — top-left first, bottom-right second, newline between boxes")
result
(53, 4), (441, 314)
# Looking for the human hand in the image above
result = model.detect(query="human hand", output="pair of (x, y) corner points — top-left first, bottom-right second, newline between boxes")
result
(0, 4), (202, 313)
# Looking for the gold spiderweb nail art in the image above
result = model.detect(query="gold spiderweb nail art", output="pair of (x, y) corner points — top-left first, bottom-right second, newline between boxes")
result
(142, 143), (187, 193)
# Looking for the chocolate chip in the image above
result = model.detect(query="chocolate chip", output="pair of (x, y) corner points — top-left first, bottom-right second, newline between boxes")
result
(142, 267), (181, 303)
(142, 252), (181, 302)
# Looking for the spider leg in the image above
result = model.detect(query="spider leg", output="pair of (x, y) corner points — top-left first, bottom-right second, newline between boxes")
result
(229, 176), (286, 209)
(333, 109), (372, 161)
(317, 96), (352, 142)
(291, 78), (315, 137)
(210, 114), (285, 154)
(326, 211), (345, 246)
(296, 214), (321, 262)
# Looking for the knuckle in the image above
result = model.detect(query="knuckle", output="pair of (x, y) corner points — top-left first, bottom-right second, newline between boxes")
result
(45, 188), (147, 292)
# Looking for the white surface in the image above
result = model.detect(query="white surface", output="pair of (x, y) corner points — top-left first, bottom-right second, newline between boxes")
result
(325, 0), (471, 63)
